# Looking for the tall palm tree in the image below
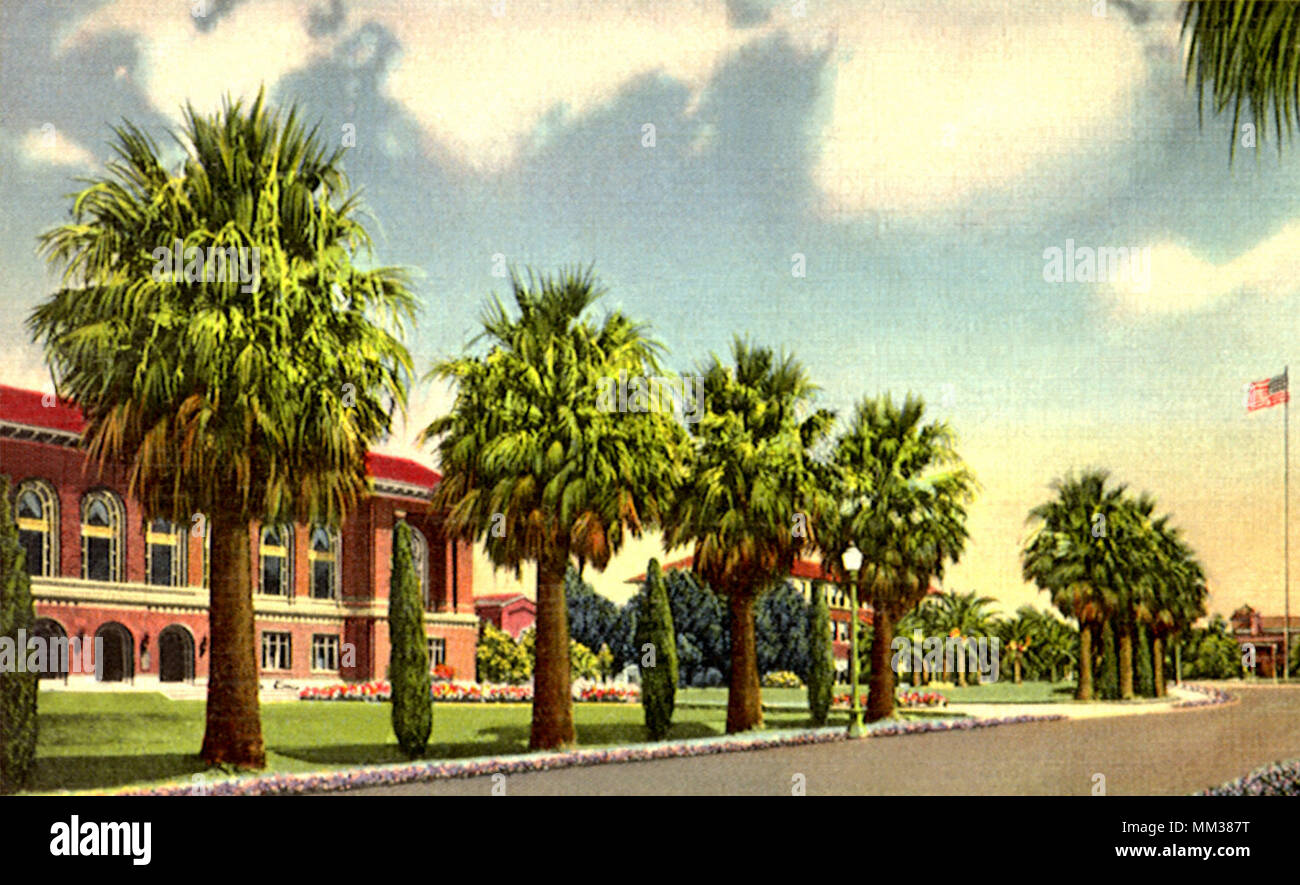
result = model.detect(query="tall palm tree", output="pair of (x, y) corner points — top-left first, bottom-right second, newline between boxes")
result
(1022, 470), (1131, 702)
(423, 267), (686, 749)
(1183, 1), (1300, 159)
(29, 91), (414, 767)
(929, 590), (997, 686)
(818, 395), (975, 721)
(662, 340), (832, 733)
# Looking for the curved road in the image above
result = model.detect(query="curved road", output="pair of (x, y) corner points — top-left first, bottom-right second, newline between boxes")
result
(343, 684), (1300, 796)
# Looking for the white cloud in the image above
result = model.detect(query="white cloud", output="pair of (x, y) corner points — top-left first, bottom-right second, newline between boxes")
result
(58, 0), (324, 119)
(18, 127), (95, 167)
(806, 0), (1157, 219)
(1108, 221), (1300, 317)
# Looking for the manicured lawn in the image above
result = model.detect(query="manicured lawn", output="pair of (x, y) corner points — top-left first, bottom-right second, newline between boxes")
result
(30, 690), (846, 793)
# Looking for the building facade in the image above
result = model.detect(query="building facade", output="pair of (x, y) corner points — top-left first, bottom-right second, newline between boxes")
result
(474, 593), (537, 639)
(0, 385), (477, 684)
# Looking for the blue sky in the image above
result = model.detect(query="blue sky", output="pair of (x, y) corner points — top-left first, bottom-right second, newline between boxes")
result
(4, 0), (1300, 611)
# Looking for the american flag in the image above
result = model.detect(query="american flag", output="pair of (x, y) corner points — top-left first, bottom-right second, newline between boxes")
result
(1247, 370), (1290, 412)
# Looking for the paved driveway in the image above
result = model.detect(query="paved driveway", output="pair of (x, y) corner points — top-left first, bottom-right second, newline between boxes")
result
(341, 685), (1300, 796)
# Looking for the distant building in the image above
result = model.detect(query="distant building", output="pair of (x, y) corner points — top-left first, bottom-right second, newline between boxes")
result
(1230, 605), (1300, 677)
(475, 593), (536, 639)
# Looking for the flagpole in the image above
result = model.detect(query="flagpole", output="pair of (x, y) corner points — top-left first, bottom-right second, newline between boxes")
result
(1286, 365), (1291, 681)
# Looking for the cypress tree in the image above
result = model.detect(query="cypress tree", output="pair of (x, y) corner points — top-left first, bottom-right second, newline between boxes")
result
(1134, 623), (1155, 698)
(636, 559), (678, 740)
(1097, 621), (1120, 701)
(0, 476), (39, 794)
(806, 580), (834, 726)
(388, 519), (432, 757)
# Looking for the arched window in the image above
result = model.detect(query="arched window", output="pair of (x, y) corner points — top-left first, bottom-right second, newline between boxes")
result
(259, 524), (292, 596)
(81, 490), (124, 582)
(146, 518), (186, 587)
(15, 480), (58, 577)
(308, 525), (339, 600)
(409, 527), (429, 607)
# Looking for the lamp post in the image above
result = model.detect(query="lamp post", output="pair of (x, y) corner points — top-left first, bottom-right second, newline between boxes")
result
(842, 545), (865, 738)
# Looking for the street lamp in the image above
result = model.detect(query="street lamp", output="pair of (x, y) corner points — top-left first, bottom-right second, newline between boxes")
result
(841, 545), (865, 738)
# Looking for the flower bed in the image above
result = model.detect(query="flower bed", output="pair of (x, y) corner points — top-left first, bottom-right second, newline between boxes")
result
(832, 690), (947, 708)
(1202, 758), (1300, 796)
(109, 711), (1064, 797)
(299, 680), (638, 704)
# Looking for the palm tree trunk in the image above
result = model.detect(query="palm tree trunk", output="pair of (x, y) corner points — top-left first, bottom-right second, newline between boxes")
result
(1118, 626), (1134, 700)
(1076, 623), (1094, 700)
(1152, 633), (1165, 697)
(725, 592), (762, 733)
(867, 605), (895, 722)
(956, 639), (967, 687)
(1014, 655), (1022, 684)
(530, 555), (575, 750)
(200, 505), (265, 768)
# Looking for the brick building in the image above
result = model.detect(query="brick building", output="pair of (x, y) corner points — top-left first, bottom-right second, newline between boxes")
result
(474, 593), (536, 639)
(0, 384), (476, 684)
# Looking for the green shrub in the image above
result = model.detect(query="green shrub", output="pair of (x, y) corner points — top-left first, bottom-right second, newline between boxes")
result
(806, 581), (834, 726)
(0, 476), (39, 794)
(388, 520), (432, 757)
(1097, 622), (1120, 700)
(636, 559), (678, 740)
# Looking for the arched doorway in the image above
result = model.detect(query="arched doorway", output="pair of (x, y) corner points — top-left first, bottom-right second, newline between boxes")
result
(31, 618), (68, 679)
(94, 622), (133, 682)
(158, 625), (194, 683)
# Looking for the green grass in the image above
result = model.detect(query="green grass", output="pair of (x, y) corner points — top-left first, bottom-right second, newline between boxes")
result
(30, 690), (855, 794)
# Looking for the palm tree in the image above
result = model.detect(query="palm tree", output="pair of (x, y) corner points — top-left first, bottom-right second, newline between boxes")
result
(1135, 516), (1207, 697)
(1022, 470), (1132, 702)
(929, 590), (997, 686)
(29, 91), (414, 767)
(1183, 2), (1300, 160)
(423, 266), (686, 750)
(818, 395), (975, 722)
(1024, 610), (1077, 685)
(996, 607), (1040, 685)
(662, 340), (832, 734)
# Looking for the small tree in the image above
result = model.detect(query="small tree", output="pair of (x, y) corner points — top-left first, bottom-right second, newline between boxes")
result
(806, 581), (834, 726)
(636, 560), (678, 740)
(389, 520), (432, 757)
(478, 622), (533, 684)
(1134, 622), (1155, 697)
(0, 477), (39, 794)
(1097, 622), (1120, 701)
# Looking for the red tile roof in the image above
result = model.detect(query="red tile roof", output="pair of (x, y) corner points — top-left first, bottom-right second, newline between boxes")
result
(0, 384), (440, 490)
(0, 385), (86, 434)
(475, 594), (534, 608)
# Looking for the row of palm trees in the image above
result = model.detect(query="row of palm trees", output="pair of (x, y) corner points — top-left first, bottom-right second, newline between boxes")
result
(1021, 470), (1208, 700)
(26, 90), (1205, 767)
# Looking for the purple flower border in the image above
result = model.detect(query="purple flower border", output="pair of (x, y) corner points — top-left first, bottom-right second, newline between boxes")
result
(1170, 682), (1234, 710)
(1202, 758), (1300, 796)
(105, 712), (1065, 796)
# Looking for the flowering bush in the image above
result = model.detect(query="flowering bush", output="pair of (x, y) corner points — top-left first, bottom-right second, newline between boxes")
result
(577, 685), (640, 703)
(762, 670), (804, 688)
(432, 665), (456, 682)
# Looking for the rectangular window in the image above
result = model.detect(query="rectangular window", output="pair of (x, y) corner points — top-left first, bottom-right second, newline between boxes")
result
(85, 537), (112, 582)
(261, 632), (292, 670)
(311, 560), (334, 600)
(262, 556), (285, 596)
(18, 531), (44, 578)
(311, 634), (340, 671)
(427, 637), (446, 668)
